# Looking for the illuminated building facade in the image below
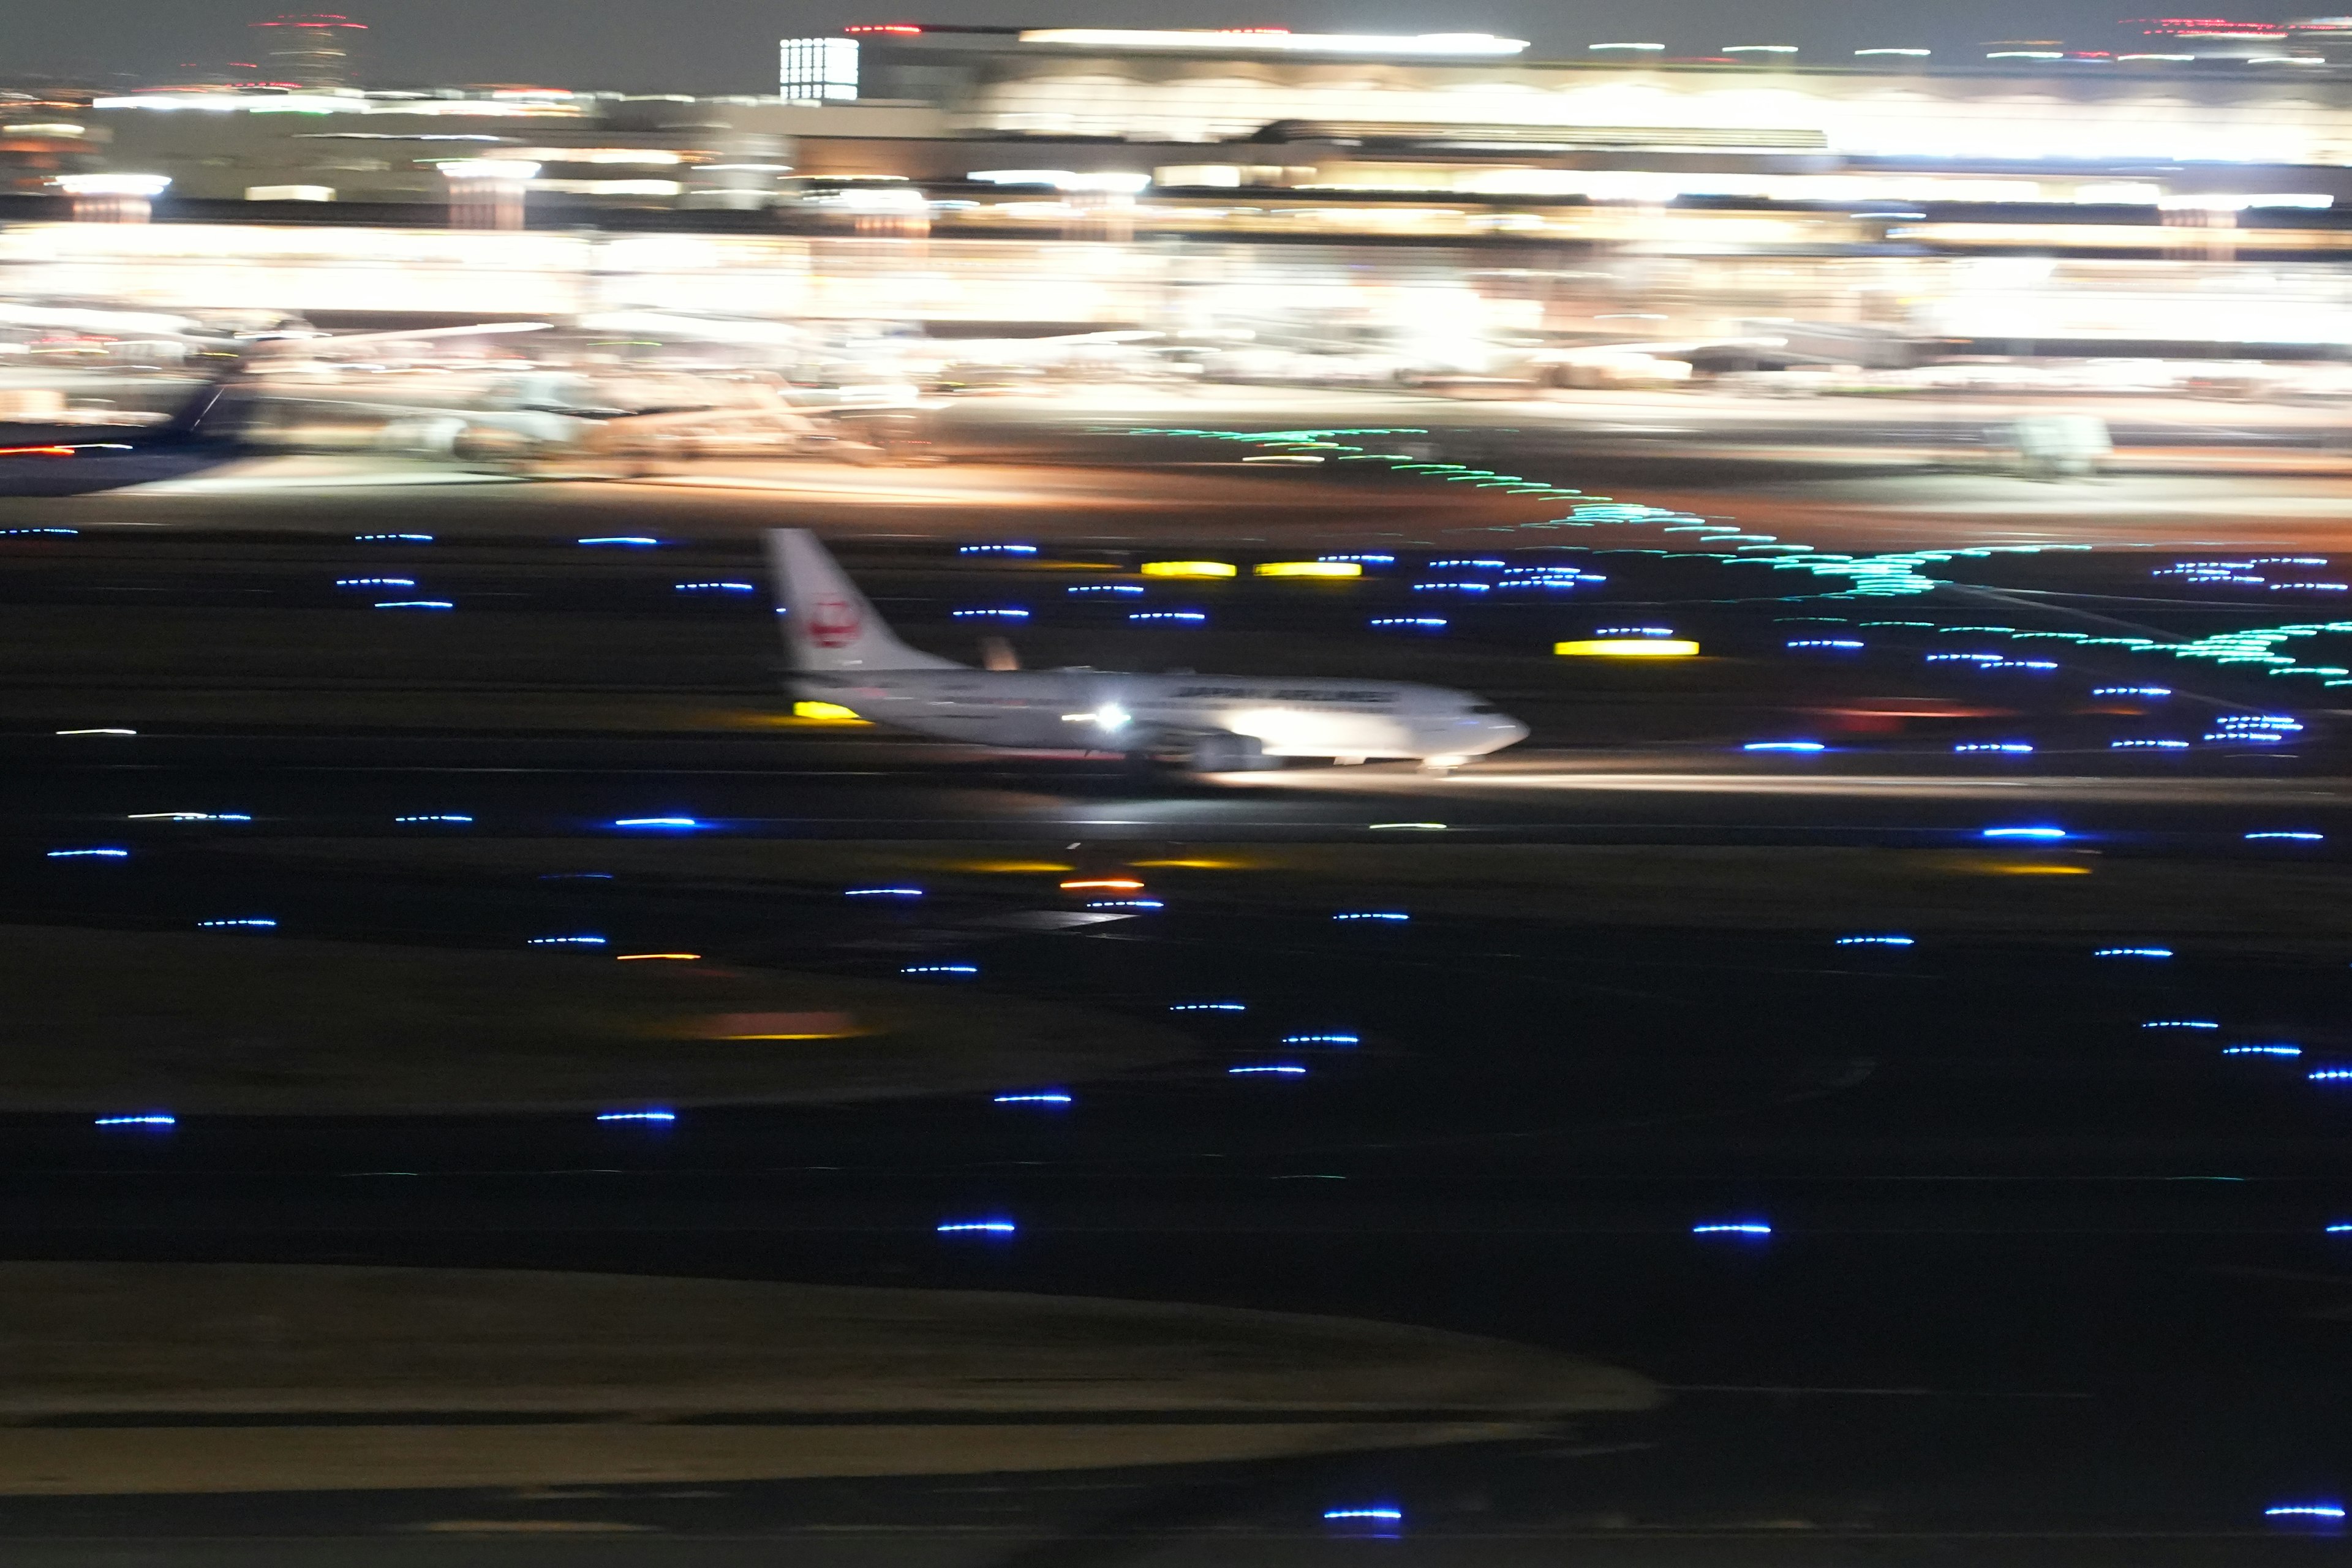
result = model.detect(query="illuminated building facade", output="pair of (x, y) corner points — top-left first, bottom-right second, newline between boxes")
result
(13, 27), (2352, 358)
(251, 13), (367, 92)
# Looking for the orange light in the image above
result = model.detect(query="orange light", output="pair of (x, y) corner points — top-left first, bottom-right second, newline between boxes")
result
(617, 952), (702, 960)
(0, 445), (74, 457)
(1060, 877), (1144, 891)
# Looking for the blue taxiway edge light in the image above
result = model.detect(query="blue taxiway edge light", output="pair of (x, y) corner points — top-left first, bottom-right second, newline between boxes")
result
(597, 1110), (676, 1123)
(937, 1219), (1017, 1234)
(94, 1114), (175, 1128)
(1693, 1221), (1774, 1236)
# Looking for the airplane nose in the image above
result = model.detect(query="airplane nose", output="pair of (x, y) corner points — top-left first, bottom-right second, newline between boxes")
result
(1496, 717), (1531, 748)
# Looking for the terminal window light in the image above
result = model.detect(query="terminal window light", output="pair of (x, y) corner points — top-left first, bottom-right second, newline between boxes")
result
(780, 36), (858, 101)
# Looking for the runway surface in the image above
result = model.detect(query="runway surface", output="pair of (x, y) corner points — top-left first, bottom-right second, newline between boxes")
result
(0, 461), (2349, 1559)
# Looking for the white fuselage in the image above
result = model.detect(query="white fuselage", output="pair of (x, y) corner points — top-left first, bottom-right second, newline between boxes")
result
(796, 667), (1528, 761)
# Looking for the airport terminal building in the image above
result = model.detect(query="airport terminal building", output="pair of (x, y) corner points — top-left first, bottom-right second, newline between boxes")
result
(12, 25), (2352, 356)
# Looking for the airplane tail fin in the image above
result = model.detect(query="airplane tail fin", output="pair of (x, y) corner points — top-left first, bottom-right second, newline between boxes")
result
(159, 353), (255, 442)
(766, 529), (960, 673)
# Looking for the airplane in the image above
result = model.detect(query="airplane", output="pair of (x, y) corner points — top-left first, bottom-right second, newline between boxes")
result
(0, 354), (253, 497)
(766, 529), (1530, 772)
(0, 320), (557, 496)
(0, 336), (891, 493)
(304, 369), (890, 470)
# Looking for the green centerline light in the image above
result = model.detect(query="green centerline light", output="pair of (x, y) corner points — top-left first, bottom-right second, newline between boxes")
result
(1121, 426), (2352, 679)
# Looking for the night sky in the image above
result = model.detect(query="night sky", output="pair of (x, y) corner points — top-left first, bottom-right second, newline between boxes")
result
(0, 0), (2288, 95)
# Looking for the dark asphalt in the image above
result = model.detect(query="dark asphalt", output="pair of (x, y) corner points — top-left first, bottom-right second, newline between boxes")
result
(1, 499), (2350, 1559)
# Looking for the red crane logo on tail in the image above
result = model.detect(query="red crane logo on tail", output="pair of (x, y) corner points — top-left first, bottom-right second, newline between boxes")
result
(809, 594), (862, 648)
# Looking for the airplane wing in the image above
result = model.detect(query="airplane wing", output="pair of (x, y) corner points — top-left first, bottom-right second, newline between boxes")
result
(255, 322), (556, 350)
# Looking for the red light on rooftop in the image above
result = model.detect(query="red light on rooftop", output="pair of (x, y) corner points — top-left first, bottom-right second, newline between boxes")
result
(845, 23), (922, 33)
(2126, 14), (2286, 31)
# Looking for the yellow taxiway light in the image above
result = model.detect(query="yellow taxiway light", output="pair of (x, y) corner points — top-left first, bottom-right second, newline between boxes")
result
(616, 952), (703, 961)
(688, 1009), (864, 1041)
(1254, 560), (1362, 578)
(721, 1028), (865, 1039)
(1142, 560), (1237, 579)
(1554, 638), (1702, 658)
(1061, 877), (1145, 891)
(792, 700), (867, 721)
